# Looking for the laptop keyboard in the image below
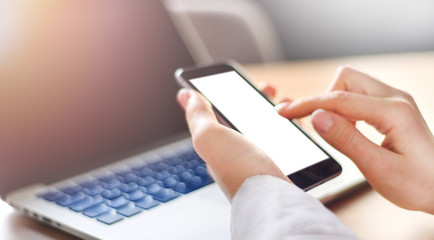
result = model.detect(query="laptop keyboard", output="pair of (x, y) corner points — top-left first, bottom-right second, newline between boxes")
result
(37, 147), (213, 225)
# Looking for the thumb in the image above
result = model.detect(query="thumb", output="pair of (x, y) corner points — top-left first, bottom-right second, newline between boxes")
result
(311, 109), (390, 178)
(176, 88), (220, 140)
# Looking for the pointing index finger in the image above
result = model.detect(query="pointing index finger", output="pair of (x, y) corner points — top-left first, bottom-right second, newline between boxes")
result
(278, 91), (394, 135)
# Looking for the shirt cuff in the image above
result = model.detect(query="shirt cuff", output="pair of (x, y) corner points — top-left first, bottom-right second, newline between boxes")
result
(231, 175), (358, 240)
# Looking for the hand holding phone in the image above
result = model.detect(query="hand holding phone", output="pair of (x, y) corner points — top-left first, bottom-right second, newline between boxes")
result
(177, 88), (292, 199)
(175, 62), (341, 194)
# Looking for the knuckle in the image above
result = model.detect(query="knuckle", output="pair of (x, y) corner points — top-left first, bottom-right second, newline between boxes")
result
(397, 90), (415, 103)
(391, 98), (413, 115)
(328, 66), (354, 92)
(335, 65), (356, 82)
(330, 90), (350, 100)
(337, 65), (353, 77)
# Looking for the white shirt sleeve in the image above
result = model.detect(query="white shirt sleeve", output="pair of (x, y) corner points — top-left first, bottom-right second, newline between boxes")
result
(231, 175), (358, 240)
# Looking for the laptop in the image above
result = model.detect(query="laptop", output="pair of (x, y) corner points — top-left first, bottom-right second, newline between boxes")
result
(0, 1), (365, 239)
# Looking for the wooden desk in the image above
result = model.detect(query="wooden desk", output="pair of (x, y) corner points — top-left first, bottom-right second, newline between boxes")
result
(1, 52), (433, 239)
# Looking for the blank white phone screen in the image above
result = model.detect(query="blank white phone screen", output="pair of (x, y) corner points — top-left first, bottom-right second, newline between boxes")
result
(190, 71), (329, 174)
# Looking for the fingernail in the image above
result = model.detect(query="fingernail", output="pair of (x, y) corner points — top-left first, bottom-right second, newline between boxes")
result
(275, 101), (290, 113)
(311, 109), (334, 134)
(177, 88), (191, 108)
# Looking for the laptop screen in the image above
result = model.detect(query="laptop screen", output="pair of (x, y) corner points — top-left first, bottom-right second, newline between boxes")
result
(0, 1), (195, 196)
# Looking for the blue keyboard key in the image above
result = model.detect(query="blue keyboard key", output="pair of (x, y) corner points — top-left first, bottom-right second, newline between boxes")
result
(179, 151), (195, 160)
(154, 162), (169, 172)
(151, 188), (180, 202)
(83, 203), (112, 218)
(119, 182), (139, 193)
(83, 185), (104, 196)
(119, 172), (138, 183)
(69, 196), (103, 212)
(192, 151), (201, 158)
(130, 162), (146, 171)
(136, 176), (155, 187)
(156, 180), (164, 187)
(182, 161), (193, 169)
(117, 203), (142, 217)
(101, 179), (121, 189)
(101, 189), (122, 200)
(179, 171), (193, 182)
(78, 179), (100, 189)
(97, 211), (124, 225)
(135, 196), (160, 210)
(58, 185), (83, 195)
(180, 177), (202, 194)
(200, 175), (214, 185)
(113, 168), (132, 177)
(147, 163), (157, 171)
(153, 170), (171, 180)
(174, 182), (188, 194)
(160, 170), (172, 179)
(173, 175), (212, 194)
(138, 167), (153, 177)
(152, 172), (162, 180)
(146, 184), (162, 195)
(168, 165), (185, 175)
(38, 191), (65, 202)
(56, 192), (86, 207)
(189, 160), (201, 168)
(106, 196), (129, 209)
(163, 177), (178, 188)
(126, 190), (146, 202)
(187, 176), (202, 188)
(194, 166), (209, 177)
(98, 175), (117, 183)
(165, 157), (182, 166)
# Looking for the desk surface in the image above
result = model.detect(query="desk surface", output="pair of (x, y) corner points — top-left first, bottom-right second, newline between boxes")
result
(1, 52), (433, 239)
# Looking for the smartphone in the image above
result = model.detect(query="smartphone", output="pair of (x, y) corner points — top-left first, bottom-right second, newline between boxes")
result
(174, 62), (342, 190)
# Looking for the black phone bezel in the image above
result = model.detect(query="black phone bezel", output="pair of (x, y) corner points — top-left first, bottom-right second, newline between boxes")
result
(176, 63), (342, 191)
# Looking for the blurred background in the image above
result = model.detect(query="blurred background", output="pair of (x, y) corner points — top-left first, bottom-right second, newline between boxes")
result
(165, 0), (434, 64)
(2, 0), (434, 64)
